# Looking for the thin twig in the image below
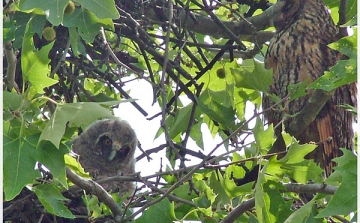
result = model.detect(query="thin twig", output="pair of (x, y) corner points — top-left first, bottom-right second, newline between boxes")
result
(50, 38), (71, 78)
(100, 27), (143, 75)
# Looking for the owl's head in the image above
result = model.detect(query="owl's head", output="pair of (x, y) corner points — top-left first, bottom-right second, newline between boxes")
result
(72, 119), (137, 166)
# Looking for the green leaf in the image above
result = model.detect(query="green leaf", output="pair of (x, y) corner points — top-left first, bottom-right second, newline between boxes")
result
(198, 89), (236, 130)
(279, 142), (317, 164)
(3, 91), (23, 110)
(284, 198), (317, 223)
(3, 20), (17, 42)
(190, 121), (204, 149)
(83, 195), (103, 218)
(287, 82), (308, 100)
(253, 118), (275, 152)
(341, 15), (357, 27)
(324, 0), (357, 22)
(19, 0), (69, 26)
(3, 121), (41, 200)
(283, 160), (323, 184)
(76, 0), (120, 19)
(63, 8), (114, 42)
(266, 156), (285, 178)
(68, 26), (87, 56)
(39, 102), (116, 148)
(29, 15), (47, 37)
(193, 175), (216, 204)
(308, 30), (357, 91)
(64, 154), (90, 178)
(281, 132), (294, 147)
(34, 184), (75, 219)
(234, 88), (261, 120)
(222, 172), (248, 199)
(344, 0), (357, 21)
(255, 166), (267, 223)
(209, 171), (231, 205)
(172, 183), (197, 202)
(167, 103), (200, 138)
(263, 181), (293, 222)
(136, 198), (177, 223)
(21, 19), (58, 94)
(37, 141), (68, 187)
(230, 59), (272, 92)
(12, 12), (33, 49)
(256, 165), (294, 223)
(316, 149), (357, 218)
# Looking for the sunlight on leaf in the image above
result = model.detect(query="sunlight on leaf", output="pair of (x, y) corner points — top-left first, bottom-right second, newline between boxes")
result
(21, 19), (58, 94)
(19, 0), (69, 26)
(39, 102), (118, 148)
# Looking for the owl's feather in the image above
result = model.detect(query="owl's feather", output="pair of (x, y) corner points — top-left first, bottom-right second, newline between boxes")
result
(263, 0), (356, 176)
(72, 119), (137, 196)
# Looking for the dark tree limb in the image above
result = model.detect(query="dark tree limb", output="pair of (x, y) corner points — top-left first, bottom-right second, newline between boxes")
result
(337, 0), (348, 38)
(65, 168), (123, 219)
(287, 89), (334, 137)
(145, 1), (285, 39)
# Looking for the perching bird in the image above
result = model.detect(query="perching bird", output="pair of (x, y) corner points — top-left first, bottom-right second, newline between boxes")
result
(72, 119), (138, 197)
(263, 0), (356, 176)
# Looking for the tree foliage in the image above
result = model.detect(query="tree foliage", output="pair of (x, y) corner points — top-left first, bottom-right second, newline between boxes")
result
(3, 0), (357, 222)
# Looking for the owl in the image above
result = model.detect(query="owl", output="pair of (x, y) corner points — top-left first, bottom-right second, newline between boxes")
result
(263, 0), (356, 176)
(72, 119), (138, 197)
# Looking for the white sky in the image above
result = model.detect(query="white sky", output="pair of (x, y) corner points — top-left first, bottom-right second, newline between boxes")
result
(114, 77), (231, 177)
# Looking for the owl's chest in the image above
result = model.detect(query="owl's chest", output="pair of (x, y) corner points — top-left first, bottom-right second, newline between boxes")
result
(267, 29), (327, 98)
(79, 153), (132, 176)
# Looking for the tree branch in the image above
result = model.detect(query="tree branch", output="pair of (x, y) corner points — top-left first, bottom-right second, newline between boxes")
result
(4, 41), (19, 92)
(337, 0), (348, 38)
(287, 89), (334, 138)
(65, 168), (123, 220)
(145, 1), (285, 39)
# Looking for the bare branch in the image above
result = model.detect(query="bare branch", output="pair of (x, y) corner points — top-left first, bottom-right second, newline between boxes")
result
(4, 41), (19, 92)
(100, 27), (144, 75)
(145, 1), (285, 39)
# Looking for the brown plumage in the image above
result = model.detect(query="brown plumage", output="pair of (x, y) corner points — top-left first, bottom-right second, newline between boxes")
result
(263, 0), (356, 176)
(72, 119), (137, 197)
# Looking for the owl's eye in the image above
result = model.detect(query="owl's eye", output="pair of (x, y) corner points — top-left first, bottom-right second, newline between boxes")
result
(98, 135), (112, 150)
(104, 138), (111, 146)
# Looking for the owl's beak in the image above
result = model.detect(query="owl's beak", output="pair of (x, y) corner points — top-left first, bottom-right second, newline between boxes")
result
(108, 141), (123, 161)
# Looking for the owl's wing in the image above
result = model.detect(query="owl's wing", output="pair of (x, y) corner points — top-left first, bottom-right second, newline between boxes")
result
(316, 83), (356, 175)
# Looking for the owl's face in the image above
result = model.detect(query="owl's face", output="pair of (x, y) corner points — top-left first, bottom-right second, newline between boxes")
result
(72, 119), (137, 177)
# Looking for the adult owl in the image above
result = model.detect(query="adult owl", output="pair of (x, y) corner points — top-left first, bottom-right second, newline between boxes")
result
(263, 0), (356, 176)
(72, 119), (138, 197)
